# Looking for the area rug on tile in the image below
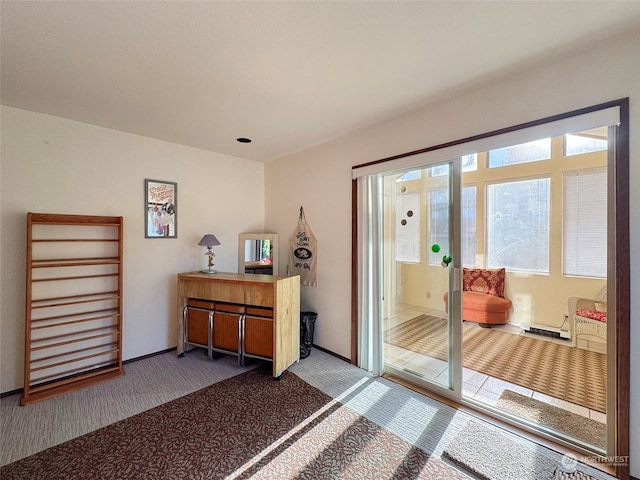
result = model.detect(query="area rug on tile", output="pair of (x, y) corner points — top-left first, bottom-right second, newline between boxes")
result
(496, 389), (606, 450)
(443, 419), (561, 480)
(553, 469), (607, 480)
(442, 419), (608, 480)
(1, 366), (470, 480)
(385, 315), (606, 412)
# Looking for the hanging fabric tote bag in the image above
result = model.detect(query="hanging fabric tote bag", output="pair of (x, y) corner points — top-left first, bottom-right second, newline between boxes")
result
(289, 207), (318, 287)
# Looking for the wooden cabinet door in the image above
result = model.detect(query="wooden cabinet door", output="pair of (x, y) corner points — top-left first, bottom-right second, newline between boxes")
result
(187, 308), (210, 346)
(186, 300), (214, 346)
(244, 307), (274, 359)
(213, 309), (242, 353)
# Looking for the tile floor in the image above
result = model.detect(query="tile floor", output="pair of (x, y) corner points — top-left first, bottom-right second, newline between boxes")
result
(383, 303), (607, 425)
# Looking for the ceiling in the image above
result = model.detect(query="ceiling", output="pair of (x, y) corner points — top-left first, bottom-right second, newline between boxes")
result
(2, 1), (640, 162)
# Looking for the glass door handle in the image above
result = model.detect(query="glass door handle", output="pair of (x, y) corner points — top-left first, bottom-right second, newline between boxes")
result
(452, 267), (461, 292)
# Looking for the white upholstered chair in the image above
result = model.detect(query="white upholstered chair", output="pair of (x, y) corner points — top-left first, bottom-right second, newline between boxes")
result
(568, 285), (607, 347)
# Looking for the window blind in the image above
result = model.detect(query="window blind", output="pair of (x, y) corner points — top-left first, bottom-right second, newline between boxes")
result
(563, 167), (607, 278)
(395, 191), (420, 263)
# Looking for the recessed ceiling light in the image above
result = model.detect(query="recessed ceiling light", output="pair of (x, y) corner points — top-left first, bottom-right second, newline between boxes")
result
(236, 137), (252, 143)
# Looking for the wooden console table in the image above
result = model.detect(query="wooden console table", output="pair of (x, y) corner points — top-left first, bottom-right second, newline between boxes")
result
(177, 272), (300, 378)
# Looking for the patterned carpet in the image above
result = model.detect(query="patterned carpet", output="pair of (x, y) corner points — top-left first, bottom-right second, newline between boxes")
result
(385, 315), (606, 413)
(0, 365), (470, 480)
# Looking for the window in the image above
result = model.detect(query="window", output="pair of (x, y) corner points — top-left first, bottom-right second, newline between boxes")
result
(565, 134), (607, 156)
(563, 168), (607, 277)
(431, 154), (478, 176)
(397, 170), (421, 181)
(462, 186), (477, 267)
(487, 178), (550, 272)
(489, 139), (551, 168)
(461, 154), (478, 172)
(431, 164), (447, 177)
(428, 188), (448, 265)
(395, 191), (420, 262)
(428, 186), (476, 266)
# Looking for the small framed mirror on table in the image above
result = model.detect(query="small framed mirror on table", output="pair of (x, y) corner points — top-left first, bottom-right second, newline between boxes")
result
(238, 233), (279, 275)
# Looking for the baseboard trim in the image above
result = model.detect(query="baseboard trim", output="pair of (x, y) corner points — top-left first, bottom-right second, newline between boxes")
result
(122, 347), (177, 365)
(309, 344), (350, 363)
(0, 387), (22, 399)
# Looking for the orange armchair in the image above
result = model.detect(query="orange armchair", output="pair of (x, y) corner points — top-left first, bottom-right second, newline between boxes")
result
(443, 268), (512, 327)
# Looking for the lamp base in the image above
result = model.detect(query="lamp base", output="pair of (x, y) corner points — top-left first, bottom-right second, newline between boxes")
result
(200, 269), (217, 274)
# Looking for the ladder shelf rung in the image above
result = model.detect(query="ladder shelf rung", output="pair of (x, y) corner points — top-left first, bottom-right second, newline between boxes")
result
(32, 292), (120, 309)
(32, 313), (120, 330)
(32, 307), (118, 323)
(31, 328), (119, 350)
(32, 259), (121, 268)
(30, 348), (120, 373)
(32, 341), (119, 364)
(32, 238), (119, 243)
(32, 273), (120, 283)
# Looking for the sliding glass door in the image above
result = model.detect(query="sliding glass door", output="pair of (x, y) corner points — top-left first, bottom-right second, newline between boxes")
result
(381, 161), (462, 396)
(354, 100), (628, 473)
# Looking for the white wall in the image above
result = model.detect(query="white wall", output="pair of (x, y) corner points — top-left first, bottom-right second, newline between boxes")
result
(265, 28), (640, 475)
(1, 106), (265, 392)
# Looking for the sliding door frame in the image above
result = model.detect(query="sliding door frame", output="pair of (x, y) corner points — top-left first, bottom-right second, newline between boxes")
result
(350, 98), (630, 480)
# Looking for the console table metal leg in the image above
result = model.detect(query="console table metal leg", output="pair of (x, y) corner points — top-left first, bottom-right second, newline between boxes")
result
(238, 314), (245, 367)
(179, 305), (189, 357)
(207, 310), (214, 360)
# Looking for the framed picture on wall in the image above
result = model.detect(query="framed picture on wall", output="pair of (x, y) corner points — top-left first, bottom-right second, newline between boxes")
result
(145, 179), (177, 238)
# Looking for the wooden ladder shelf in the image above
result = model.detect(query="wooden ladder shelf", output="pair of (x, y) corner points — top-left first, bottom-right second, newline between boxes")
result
(22, 213), (124, 406)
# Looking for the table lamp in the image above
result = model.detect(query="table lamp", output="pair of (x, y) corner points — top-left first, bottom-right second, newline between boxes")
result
(198, 234), (221, 273)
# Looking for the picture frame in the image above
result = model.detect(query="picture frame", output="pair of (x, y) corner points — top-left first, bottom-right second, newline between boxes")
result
(145, 179), (177, 238)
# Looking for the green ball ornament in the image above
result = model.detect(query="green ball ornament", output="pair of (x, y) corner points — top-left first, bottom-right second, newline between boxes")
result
(431, 244), (440, 253)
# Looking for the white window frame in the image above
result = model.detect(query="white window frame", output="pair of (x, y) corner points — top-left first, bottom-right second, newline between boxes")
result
(485, 176), (551, 273)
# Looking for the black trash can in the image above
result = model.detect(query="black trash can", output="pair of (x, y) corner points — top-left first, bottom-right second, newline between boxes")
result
(300, 311), (317, 359)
